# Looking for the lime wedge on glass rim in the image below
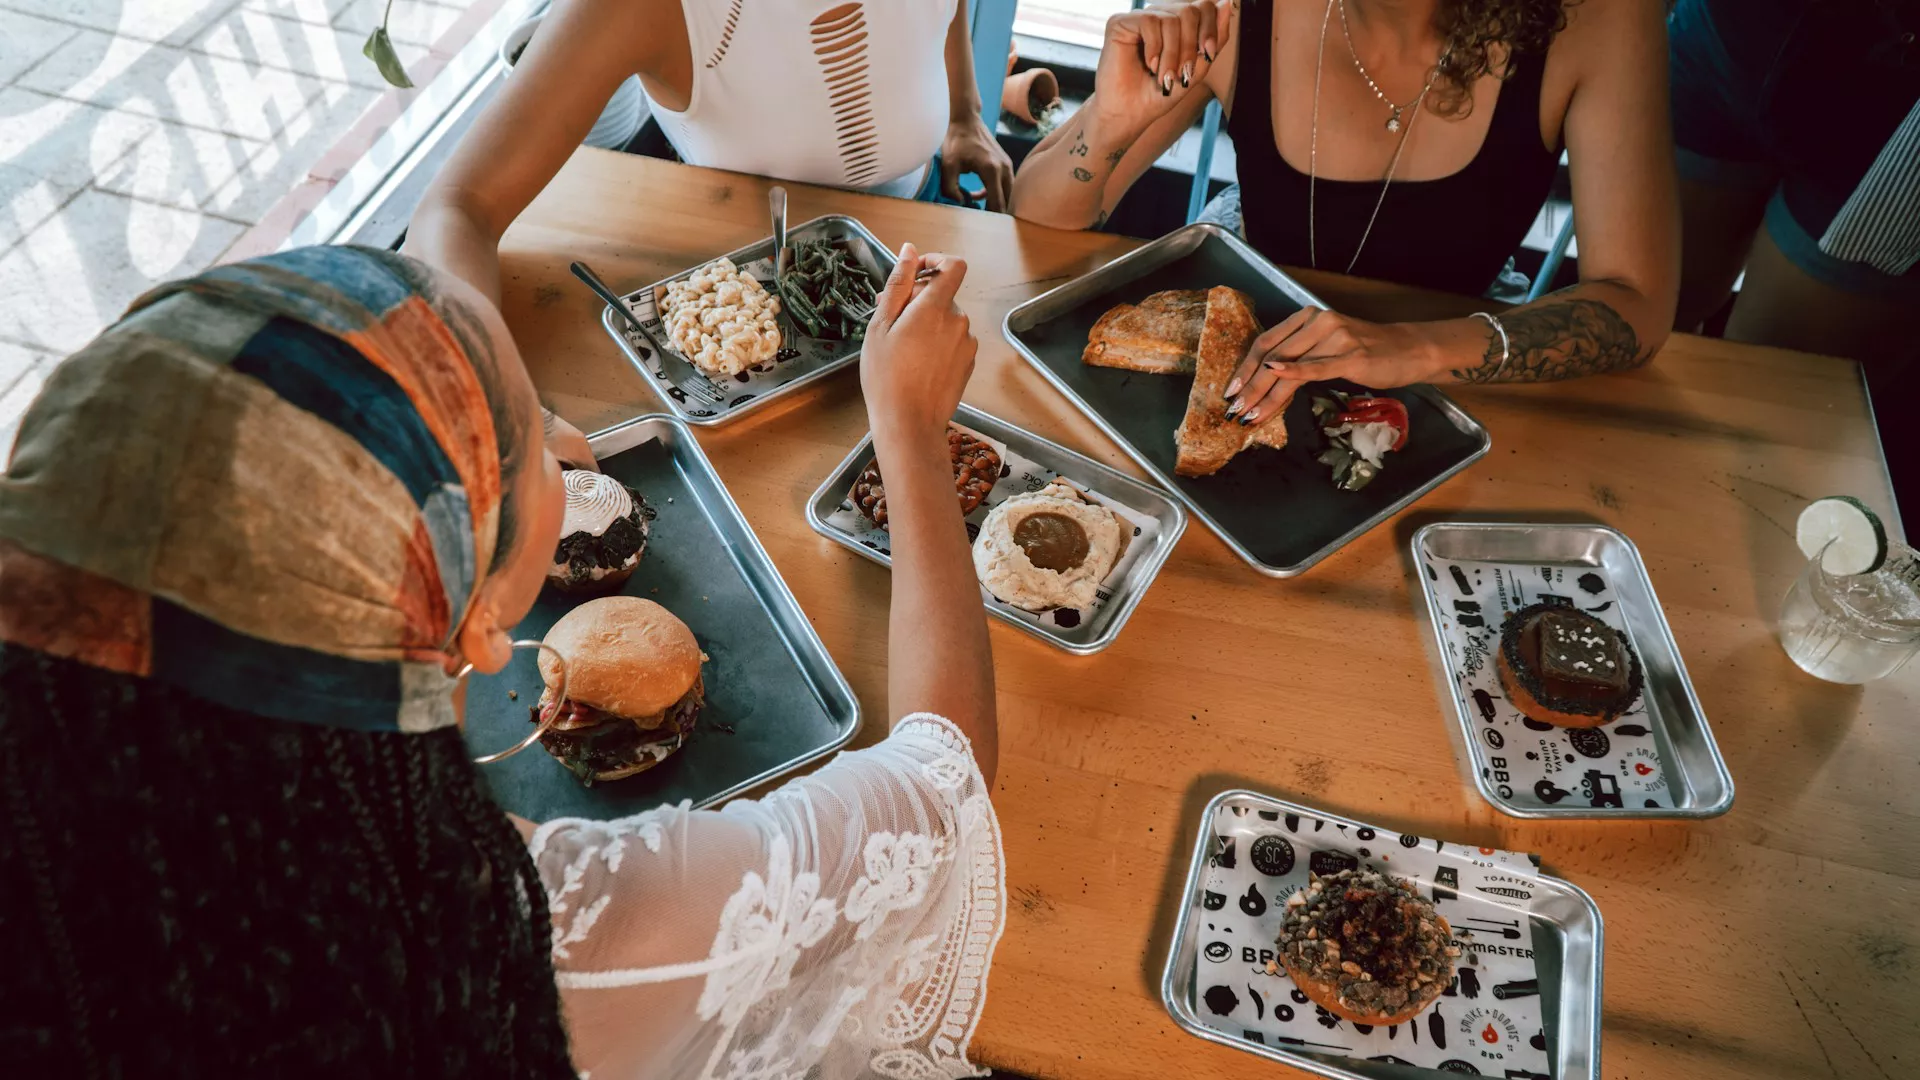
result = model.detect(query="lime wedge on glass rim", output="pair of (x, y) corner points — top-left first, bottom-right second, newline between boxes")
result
(1796, 496), (1888, 575)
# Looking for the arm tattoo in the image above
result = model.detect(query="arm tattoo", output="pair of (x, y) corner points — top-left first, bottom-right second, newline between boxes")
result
(1105, 147), (1126, 164)
(1452, 292), (1644, 384)
(1093, 210), (1110, 229)
(1072, 167), (1095, 181)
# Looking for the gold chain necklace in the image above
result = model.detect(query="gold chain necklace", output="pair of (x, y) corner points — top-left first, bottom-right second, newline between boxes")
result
(1338, 0), (1428, 132)
(1308, 0), (1442, 275)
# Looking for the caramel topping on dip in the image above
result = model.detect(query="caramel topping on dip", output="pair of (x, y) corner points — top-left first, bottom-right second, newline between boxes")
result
(1013, 512), (1090, 572)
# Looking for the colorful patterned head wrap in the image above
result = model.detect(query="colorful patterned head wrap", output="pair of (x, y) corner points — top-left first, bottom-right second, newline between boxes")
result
(0, 246), (529, 735)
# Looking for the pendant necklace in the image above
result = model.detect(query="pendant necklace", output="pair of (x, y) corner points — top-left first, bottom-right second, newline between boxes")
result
(1309, 0), (1444, 274)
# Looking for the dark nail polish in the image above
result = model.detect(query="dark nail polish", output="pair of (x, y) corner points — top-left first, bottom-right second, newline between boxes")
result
(1180, 71), (1190, 88)
(1203, 48), (1214, 62)
(1161, 83), (1171, 97)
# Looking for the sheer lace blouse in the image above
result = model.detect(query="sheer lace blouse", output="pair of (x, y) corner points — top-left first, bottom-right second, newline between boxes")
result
(527, 714), (1003, 1080)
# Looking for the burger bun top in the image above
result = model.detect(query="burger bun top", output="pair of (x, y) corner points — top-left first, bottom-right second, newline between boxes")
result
(538, 596), (702, 718)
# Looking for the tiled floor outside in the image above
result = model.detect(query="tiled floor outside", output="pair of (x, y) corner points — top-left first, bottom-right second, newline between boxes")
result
(0, 0), (479, 443)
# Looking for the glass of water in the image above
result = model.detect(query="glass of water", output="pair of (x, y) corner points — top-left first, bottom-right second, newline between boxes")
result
(1778, 540), (1920, 683)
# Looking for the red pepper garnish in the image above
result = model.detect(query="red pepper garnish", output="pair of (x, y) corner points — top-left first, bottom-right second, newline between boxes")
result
(1336, 396), (1410, 450)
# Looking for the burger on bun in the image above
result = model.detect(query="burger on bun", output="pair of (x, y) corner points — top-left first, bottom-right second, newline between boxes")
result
(534, 596), (705, 784)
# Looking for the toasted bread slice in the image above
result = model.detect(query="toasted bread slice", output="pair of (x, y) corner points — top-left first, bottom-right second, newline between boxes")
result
(1081, 289), (1208, 374)
(1174, 287), (1293, 476)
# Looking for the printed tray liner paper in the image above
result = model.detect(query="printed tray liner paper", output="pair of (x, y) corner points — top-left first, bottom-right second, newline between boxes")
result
(460, 415), (860, 820)
(807, 404), (1186, 654)
(601, 215), (894, 425)
(1164, 790), (1604, 1080)
(1413, 523), (1734, 819)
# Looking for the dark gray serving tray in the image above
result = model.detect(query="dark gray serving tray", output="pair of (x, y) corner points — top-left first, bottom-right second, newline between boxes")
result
(1004, 223), (1490, 577)
(461, 415), (859, 819)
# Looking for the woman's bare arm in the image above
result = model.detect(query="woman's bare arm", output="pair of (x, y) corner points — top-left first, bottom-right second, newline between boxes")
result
(939, 0), (1015, 209)
(403, 0), (670, 305)
(1010, 2), (1235, 229)
(1450, 0), (1678, 382)
(858, 248), (997, 785)
(1222, 0), (1680, 415)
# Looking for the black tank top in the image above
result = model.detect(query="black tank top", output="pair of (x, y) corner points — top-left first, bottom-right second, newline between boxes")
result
(1226, 0), (1560, 296)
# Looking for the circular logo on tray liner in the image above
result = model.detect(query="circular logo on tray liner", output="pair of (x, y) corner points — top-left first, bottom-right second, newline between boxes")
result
(1250, 835), (1296, 876)
(1458, 1006), (1523, 1066)
(1621, 746), (1666, 793)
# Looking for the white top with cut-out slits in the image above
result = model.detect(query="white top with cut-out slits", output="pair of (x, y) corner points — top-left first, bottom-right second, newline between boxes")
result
(648, 0), (956, 198)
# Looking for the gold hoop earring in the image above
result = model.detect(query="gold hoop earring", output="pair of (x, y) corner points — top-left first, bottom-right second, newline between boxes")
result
(458, 639), (569, 765)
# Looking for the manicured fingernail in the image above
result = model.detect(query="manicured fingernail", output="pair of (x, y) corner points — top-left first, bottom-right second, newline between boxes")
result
(1203, 41), (1216, 61)
(1225, 398), (1244, 417)
(1180, 63), (1192, 86)
(1239, 412), (1257, 426)
(1225, 376), (1243, 396)
(1147, 55), (1159, 73)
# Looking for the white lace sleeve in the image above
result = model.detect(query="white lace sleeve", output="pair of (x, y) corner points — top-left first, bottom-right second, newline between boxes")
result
(527, 714), (1005, 1080)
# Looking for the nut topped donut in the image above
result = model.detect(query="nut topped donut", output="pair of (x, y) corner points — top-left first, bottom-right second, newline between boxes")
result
(1274, 868), (1458, 1026)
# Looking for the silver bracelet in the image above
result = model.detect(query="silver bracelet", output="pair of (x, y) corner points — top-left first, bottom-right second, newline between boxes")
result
(1469, 311), (1510, 381)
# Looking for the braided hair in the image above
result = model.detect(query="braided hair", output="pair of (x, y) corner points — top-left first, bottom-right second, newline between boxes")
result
(0, 645), (575, 1078)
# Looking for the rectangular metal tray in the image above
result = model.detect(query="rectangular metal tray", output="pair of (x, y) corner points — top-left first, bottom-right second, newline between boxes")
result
(1163, 789), (1603, 1080)
(460, 415), (859, 819)
(599, 214), (894, 425)
(805, 403), (1188, 654)
(1003, 223), (1490, 577)
(1412, 523), (1734, 819)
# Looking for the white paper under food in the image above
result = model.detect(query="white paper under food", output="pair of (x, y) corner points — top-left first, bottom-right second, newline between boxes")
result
(1427, 558), (1672, 811)
(1195, 802), (1553, 1078)
(823, 425), (1160, 634)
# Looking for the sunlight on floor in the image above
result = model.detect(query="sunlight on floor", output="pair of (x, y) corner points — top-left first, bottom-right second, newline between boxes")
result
(0, 0), (471, 444)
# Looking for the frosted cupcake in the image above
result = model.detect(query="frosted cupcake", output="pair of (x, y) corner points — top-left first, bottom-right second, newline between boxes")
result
(547, 470), (652, 595)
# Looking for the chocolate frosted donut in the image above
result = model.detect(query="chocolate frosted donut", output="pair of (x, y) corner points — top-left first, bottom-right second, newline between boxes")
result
(547, 471), (652, 595)
(1495, 602), (1644, 727)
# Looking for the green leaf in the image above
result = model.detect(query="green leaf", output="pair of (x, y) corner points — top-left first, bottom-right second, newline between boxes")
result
(362, 27), (413, 89)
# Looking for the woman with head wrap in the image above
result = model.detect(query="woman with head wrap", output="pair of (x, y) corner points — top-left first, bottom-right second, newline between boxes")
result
(0, 243), (1001, 1080)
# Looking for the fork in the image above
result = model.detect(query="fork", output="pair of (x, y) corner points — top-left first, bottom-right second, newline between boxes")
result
(569, 261), (727, 405)
(840, 266), (939, 324)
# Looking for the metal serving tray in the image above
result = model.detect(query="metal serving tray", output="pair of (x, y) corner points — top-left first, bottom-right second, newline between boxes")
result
(1003, 223), (1490, 577)
(1163, 789), (1604, 1080)
(599, 214), (894, 426)
(805, 403), (1187, 654)
(1412, 523), (1734, 819)
(461, 415), (859, 818)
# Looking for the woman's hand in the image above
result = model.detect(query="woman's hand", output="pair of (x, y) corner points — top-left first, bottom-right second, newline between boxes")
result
(1225, 308), (1451, 423)
(1091, 1), (1234, 134)
(940, 115), (1014, 212)
(542, 408), (598, 470)
(860, 243), (976, 452)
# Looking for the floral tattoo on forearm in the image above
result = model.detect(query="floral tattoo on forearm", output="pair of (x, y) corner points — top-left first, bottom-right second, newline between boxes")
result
(1453, 291), (1645, 383)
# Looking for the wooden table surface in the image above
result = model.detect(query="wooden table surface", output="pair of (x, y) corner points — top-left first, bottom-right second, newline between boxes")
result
(499, 150), (1918, 1080)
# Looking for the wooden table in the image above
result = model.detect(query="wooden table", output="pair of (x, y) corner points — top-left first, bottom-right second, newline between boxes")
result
(500, 151), (1918, 1080)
